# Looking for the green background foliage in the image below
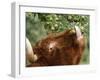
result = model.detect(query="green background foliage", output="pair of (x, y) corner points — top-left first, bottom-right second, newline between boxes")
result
(26, 12), (90, 64)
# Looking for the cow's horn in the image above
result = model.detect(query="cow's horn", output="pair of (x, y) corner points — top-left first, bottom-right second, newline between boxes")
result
(75, 26), (82, 40)
(26, 38), (38, 63)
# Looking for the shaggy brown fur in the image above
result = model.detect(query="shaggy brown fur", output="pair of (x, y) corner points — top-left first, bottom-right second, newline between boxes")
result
(27, 29), (85, 67)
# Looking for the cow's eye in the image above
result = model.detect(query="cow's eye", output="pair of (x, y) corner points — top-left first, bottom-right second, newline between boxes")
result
(50, 48), (52, 50)
(49, 47), (53, 52)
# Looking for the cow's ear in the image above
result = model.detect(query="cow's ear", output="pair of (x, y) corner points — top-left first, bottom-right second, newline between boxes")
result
(66, 29), (76, 38)
(69, 29), (76, 34)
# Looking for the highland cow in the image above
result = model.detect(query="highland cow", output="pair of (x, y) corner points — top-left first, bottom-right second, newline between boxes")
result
(26, 26), (85, 67)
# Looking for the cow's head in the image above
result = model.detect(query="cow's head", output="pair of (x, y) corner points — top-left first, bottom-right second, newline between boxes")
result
(26, 26), (85, 66)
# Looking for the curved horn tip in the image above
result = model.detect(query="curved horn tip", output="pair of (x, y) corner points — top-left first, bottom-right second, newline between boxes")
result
(26, 37), (38, 63)
(75, 26), (82, 39)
